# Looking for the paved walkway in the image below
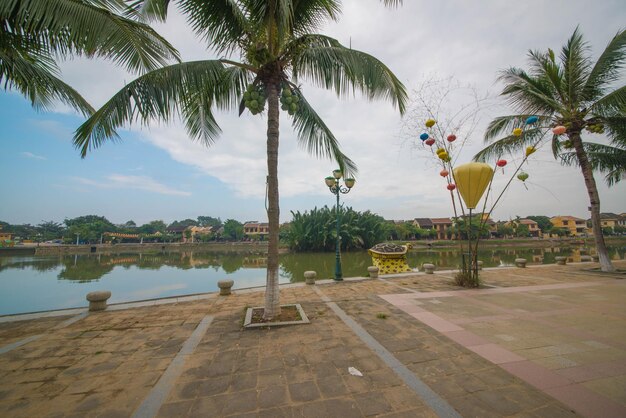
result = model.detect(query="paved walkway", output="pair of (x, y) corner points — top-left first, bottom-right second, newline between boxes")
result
(0, 261), (624, 417)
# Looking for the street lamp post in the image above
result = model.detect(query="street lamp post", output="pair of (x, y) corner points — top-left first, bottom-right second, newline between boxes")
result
(325, 169), (355, 281)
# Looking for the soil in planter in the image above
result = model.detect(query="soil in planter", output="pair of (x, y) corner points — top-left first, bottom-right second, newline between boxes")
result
(250, 305), (302, 324)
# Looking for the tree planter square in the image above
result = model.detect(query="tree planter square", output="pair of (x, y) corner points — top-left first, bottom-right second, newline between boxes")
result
(243, 304), (310, 328)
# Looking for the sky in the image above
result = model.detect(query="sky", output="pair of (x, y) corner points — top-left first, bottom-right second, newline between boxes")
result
(1, 0), (625, 226)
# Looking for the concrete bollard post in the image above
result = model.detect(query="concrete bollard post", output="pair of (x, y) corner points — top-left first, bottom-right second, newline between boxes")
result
(580, 255), (592, 262)
(304, 271), (317, 285)
(555, 256), (567, 266)
(423, 263), (435, 274)
(477, 261), (483, 270)
(217, 279), (234, 296)
(515, 258), (527, 268)
(592, 255), (599, 262)
(367, 266), (379, 279)
(86, 291), (111, 312)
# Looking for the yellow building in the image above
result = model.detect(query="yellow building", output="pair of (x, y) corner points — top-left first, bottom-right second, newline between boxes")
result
(550, 216), (587, 236)
(504, 219), (542, 237)
(243, 222), (269, 237)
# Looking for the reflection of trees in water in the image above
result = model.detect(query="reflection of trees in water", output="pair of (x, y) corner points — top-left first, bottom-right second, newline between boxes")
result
(0, 256), (60, 273)
(280, 252), (370, 282)
(58, 256), (115, 282)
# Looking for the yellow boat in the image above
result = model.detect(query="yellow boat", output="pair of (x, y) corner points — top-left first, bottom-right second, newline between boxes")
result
(368, 243), (412, 275)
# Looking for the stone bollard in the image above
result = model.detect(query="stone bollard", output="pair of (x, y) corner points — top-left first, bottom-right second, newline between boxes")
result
(86, 291), (111, 312)
(592, 255), (599, 262)
(515, 258), (527, 268)
(367, 266), (379, 279)
(477, 261), (483, 271)
(217, 279), (234, 296)
(423, 263), (435, 274)
(304, 271), (317, 285)
(555, 256), (567, 266)
(580, 255), (592, 262)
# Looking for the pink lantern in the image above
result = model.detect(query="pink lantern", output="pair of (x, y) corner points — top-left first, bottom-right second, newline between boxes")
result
(496, 159), (507, 167)
(440, 169), (449, 177)
(447, 134), (457, 142)
(425, 138), (435, 146)
(552, 125), (567, 135)
(447, 183), (456, 191)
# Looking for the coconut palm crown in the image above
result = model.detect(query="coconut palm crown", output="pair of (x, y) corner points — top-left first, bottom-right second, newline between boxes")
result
(475, 27), (626, 272)
(73, 0), (407, 318)
(1, 0), (180, 116)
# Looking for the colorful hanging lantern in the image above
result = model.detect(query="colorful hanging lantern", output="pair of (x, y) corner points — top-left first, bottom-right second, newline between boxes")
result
(552, 125), (567, 135)
(425, 138), (435, 146)
(517, 172), (529, 181)
(436, 148), (446, 155)
(420, 133), (429, 141)
(425, 119), (436, 128)
(447, 183), (456, 191)
(525, 146), (536, 156)
(453, 162), (494, 209)
(513, 128), (523, 137)
(447, 134), (457, 142)
(438, 151), (449, 161)
(440, 169), (449, 177)
(496, 159), (507, 167)
(525, 116), (539, 125)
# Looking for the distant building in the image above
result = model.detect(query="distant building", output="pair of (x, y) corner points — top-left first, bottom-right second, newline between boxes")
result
(550, 216), (587, 236)
(412, 218), (434, 230)
(505, 218), (542, 237)
(244, 221), (269, 237)
(430, 218), (453, 240)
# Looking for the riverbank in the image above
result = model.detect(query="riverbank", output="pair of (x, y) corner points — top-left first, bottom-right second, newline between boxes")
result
(1, 236), (624, 256)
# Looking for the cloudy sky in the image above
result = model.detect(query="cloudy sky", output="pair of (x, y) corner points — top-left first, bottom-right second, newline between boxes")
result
(1, 0), (625, 226)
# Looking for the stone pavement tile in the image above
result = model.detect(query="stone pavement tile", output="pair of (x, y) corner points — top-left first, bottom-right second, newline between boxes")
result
(317, 375), (350, 398)
(379, 408), (438, 418)
(288, 380), (321, 403)
(292, 398), (363, 418)
(353, 391), (393, 415)
(0, 316), (72, 347)
(155, 399), (194, 417)
(219, 389), (258, 415)
(545, 383), (626, 418)
(582, 375), (626, 407)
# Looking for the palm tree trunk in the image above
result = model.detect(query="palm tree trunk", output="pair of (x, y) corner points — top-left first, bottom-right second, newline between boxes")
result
(571, 132), (615, 272)
(264, 80), (281, 319)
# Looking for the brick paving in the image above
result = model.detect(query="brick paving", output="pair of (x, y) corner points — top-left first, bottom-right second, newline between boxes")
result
(0, 260), (624, 417)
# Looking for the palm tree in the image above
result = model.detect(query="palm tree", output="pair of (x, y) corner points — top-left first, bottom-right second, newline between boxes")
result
(1, 0), (179, 115)
(475, 28), (626, 272)
(73, 0), (407, 319)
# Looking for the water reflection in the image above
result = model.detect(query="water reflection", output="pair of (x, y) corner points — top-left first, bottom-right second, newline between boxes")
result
(0, 245), (623, 283)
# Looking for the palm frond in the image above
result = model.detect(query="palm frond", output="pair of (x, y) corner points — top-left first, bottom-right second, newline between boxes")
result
(0, 35), (94, 115)
(73, 60), (251, 156)
(483, 114), (550, 142)
(290, 34), (407, 113)
(290, 90), (358, 177)
(559, 142), (626, 186)
(582, 29), (626, 102)
(291, 0), (341, 36)
(177, 0), (249, 56)
(590, 85), (626, 117)
(498, 67), (562, 115)
(561, 26), (591, 106)
(1, 0), (180, 73)
(527, 49), (565, 102)
(474, 128), (545, 162)
(603, 114), (626, 147)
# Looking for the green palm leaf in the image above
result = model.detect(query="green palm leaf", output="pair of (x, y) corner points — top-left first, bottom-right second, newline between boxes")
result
(560, 142), (626, 186)
(474, 128), (544, 162)
(583, 29), (626, 102)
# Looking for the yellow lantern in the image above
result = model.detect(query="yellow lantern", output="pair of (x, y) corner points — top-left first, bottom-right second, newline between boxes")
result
(513, 128), (523, 137)
(525, 146), (536, 156)
(425, 118), (436, 128)
(453, 162), (494, 209)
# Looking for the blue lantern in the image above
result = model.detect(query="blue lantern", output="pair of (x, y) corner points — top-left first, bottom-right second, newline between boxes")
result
(525, 116), (539, 125)
(420, 133), (429, 141)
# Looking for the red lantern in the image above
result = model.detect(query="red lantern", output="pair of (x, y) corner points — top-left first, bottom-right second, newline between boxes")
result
(496, 159), (507, 167)
(425, 138), (435, 146)
(447, 183), (456, 191)
(447, 134), (457, 142)
(440, 169), (449, 177)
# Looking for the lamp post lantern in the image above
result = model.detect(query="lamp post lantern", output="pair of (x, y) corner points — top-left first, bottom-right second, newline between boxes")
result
(325, 170), (355, 281)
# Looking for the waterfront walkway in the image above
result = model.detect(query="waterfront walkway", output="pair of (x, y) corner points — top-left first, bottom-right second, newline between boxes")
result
(0, 261), (624, 417)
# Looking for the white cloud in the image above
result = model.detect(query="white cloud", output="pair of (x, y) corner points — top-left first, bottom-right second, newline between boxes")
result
(21, 151), (46, 160)
(73, 174), (191, 196)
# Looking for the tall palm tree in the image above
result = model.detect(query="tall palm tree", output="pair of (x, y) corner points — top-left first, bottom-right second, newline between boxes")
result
(1, 0), (179, 115)
(73, 0), (407, 319)
(475, 28), (626, 273)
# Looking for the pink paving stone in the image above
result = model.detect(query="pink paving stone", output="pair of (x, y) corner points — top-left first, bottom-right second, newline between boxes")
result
(398, 304), (426, 314)
(557, 360), (626, 383)
(545, 383), (626, 418)
(501, 360), (572, 389)
(443, 330), (491, 347)
(409, 312), (463, 332)
(468, 344), (525, 365)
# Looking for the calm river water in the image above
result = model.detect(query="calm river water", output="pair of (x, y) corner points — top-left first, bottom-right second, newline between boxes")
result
(1, 245), (623, 315)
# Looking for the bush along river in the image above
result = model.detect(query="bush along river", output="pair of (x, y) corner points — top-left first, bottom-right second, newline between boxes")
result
(0, 245), (623, 315)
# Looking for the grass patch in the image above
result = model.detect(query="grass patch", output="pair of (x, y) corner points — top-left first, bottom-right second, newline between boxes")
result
(376, 312), (388, 319)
